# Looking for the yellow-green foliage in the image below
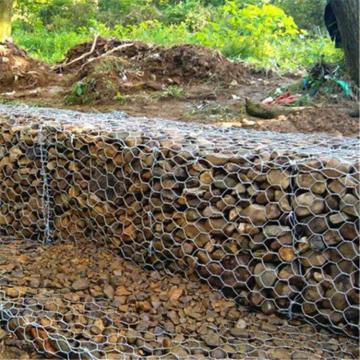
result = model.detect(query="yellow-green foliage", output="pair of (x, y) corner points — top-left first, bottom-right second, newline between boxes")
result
(196, 3), (300, 60)
(105, 2), (342, 71)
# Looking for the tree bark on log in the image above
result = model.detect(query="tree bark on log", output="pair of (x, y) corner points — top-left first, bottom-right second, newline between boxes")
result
(0, 0), (13, 42)
(331, 0), (359, 86)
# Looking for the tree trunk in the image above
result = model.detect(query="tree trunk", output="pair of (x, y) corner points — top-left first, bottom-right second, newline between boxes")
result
(0, 0), (13, 42)
(331, 0), (359, 86)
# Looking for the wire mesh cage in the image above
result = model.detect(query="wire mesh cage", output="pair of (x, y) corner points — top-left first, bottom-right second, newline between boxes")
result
(0, 105), (359, 359)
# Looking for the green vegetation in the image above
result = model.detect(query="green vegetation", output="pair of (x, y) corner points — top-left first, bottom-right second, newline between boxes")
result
(158, 85), (186, 99)
(65, 80), (96, 105)
(12, 0), (342, 71)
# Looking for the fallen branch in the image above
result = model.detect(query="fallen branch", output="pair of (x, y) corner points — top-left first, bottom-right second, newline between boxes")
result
(78, 42), (135, 71)
(51, 34), (99, 72)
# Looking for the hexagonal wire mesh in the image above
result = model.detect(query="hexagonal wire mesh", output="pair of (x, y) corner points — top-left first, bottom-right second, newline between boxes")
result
(0, 105), (358, 359)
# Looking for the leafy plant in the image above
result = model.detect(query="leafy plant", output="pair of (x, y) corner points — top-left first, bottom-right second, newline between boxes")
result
(158, 85), (186, 99)
(13, 0), (343, 72)
(196, 3), (300, 61)
(13, 24), (90, 63)
(73, 81), (86, 97)
(273, 0), (327, 31)
(114, 92), (126, 104)
(65, 79), (97, 105)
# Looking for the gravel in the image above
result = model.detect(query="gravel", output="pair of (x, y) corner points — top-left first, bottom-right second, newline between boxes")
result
(0, 239), (358, 359)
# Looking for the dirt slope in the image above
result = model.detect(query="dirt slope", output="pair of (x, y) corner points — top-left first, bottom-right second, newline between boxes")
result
(0, 42), (54, 91)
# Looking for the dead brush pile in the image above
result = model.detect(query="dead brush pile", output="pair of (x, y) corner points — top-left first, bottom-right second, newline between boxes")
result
(57, 37), (250, 103)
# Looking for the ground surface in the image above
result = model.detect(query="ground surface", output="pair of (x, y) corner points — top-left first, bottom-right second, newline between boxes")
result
(0, 40), (358, 138)
(0, 40), (359, 359)
(0, 239), (358, 360)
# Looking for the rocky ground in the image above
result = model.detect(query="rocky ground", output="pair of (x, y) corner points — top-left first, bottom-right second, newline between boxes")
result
(0, 239), (358, 359)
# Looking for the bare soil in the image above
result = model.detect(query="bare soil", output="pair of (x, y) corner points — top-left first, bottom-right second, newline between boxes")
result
(0, 42), (55, 91)
(0, 39), (358, 138)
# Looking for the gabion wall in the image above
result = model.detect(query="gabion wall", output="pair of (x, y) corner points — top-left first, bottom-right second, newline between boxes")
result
(0, 106), (359, 343)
